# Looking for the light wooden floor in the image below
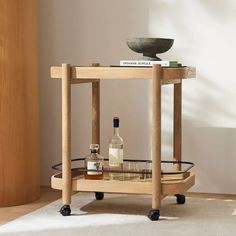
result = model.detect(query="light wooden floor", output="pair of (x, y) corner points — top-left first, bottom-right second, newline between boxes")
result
(0, 186), (61, 225)
(0, 186), (236, 225)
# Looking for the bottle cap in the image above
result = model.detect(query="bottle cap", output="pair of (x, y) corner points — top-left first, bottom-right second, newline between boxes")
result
(113, 117), (119, 128)
(89, 144), (99, 151)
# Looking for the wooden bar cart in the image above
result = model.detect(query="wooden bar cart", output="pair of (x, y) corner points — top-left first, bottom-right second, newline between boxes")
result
(50, 64), (196, 220)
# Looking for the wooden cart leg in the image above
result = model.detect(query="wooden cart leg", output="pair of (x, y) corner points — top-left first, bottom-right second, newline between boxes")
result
(149, 65), (162, 221)
(173, 82), (182, 171)
(92, 80), (100, 144)
(92, 63), (100, 146)
(173, 82), (186, 204)
(91, 63), (104, 200)
(60, 63), (72, 216)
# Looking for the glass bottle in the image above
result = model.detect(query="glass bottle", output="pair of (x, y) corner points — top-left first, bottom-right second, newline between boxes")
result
(84, 144), (104, 180)
(108, 117), (124, 179)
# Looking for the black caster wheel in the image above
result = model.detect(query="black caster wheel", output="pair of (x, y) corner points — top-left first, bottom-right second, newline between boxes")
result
(60, 205), (71, 216)
(95, 192), (104, 200)
(147, 209), (160, 221)
(175, 194), (186, 204)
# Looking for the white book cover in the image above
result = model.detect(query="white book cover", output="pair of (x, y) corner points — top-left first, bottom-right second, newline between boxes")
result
(120, 60), (170, 67)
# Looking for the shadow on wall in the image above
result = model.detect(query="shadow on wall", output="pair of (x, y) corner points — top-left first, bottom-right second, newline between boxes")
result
(182, 74), (236, 194)
(198, 0), (236, 21)
(183, 73), (236, 125)
(183, 122), (236, 194)
(149, 0), (236, 194)
(39, 0), (236, 194)
(149, 0), (236, 60)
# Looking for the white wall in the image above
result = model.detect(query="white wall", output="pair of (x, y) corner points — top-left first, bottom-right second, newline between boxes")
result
(38, 0), (236, 194)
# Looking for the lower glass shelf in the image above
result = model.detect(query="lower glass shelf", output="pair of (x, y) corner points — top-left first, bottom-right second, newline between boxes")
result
(51, 158), (195, 195)
(52, 158), (194, 177)
(51, 169), (195, 195)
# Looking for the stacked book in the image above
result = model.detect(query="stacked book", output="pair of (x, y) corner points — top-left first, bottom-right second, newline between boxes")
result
(119, 60), (179, 67)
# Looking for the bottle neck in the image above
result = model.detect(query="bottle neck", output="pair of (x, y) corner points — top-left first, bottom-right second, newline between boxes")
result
(113, 127), (120, 136)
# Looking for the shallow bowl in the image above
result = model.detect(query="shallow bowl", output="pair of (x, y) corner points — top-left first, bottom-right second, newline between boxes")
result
(126, 37), (174, 60)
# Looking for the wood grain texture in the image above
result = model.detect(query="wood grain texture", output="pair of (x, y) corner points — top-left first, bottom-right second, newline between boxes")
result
(0, 0), (40, 206)
(50, 66), (196, 82)
(92, 63), (100, 146)
(51, 172), (195, 196)
(151, 65), (162, 209)
(61, 64), (72, 205)
(173, 82), (182, 171)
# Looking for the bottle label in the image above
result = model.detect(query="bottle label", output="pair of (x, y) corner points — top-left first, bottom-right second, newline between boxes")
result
(87, 161), (102, 175)
(109, 148), (123, 165)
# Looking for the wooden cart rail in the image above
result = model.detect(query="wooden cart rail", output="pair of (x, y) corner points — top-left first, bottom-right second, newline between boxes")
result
(51, 172), (195, 195)
(51, 66), (196, 85)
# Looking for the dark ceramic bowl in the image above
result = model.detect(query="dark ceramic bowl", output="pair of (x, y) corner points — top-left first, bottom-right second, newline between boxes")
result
(126, 37), (174, 60)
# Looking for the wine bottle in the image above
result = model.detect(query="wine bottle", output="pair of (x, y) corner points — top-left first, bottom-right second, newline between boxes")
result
(109, 117), (124, 179)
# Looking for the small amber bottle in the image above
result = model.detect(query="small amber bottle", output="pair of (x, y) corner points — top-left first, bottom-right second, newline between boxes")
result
(84, 144), (104, 180)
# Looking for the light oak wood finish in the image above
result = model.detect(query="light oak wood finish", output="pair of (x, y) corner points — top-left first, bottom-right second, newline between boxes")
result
(51, 66), (196, 82)
(71, 79), (99, 84)
(161, 171), (190, 181)
(0, 0), (40, 206)
(74, 179), (153, 195)
(51, 172), (195, 196)
(92, 63), (100, 146)
(0, 186), (61, 225)
(61, 64), (72, 205)
(151, 65), (162, 210)
(163, 173), (195, 195)
(50, 63), (196, 217)
(173, 82), (182, 171)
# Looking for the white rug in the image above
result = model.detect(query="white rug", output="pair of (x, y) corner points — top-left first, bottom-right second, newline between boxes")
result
(0, 193), (236, 236)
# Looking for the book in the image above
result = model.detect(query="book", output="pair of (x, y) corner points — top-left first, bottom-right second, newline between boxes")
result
(120, 60), (178, 67)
